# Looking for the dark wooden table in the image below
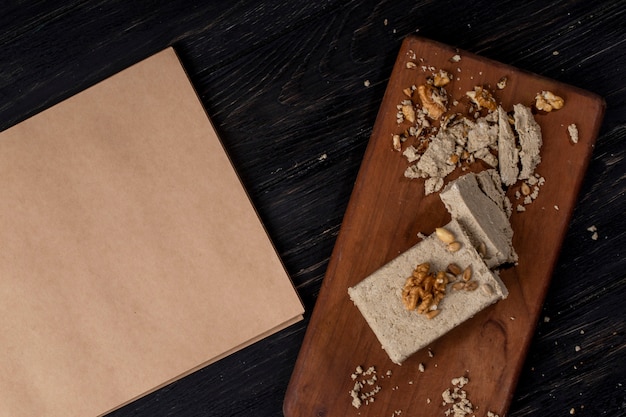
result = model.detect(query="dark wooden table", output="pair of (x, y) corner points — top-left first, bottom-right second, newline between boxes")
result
(1, 1), (624, 416)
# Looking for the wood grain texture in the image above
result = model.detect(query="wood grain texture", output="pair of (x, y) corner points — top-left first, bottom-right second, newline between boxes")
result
(0, 1), (624, 416)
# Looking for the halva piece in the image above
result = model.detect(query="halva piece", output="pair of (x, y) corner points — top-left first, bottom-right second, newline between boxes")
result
(514, 104), (543, 180)
(348, 219), (508, 365)
(440, 172), (517, 268)
(497, 106), (519, 186)
(404, 128), (457, 194)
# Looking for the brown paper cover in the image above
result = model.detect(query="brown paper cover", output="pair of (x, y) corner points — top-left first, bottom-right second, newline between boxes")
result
(0, 48), (303, 417)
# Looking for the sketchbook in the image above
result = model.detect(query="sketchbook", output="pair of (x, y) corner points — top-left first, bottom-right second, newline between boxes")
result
(0, 48), (303, 417)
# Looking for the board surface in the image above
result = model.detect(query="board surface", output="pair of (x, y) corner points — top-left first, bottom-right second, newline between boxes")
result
(284, 36), (605, 417)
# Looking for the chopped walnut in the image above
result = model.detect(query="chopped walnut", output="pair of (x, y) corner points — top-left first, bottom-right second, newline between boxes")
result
(466, 86), (497, 112)
(496, 76), (508, 90)
(401, 102), (416, 124)
(433, 70), (452, 87)
(401, 263), (448, 317)
(535, 90), (564, 112)
(417, 84), (447, 119)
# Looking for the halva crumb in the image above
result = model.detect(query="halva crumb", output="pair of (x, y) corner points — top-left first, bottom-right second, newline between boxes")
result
(441, 375), (501, 417)
(567, 123), (579, 143)
(349, 365), (382, 408)
(515, 173), (545, 209)
(442, 376), (473, 417)
(587, 225), (599, 240)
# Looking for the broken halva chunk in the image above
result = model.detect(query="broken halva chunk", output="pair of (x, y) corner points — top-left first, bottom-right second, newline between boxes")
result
(514, 104), (543, 180)
(440, 171), (517, 268)
(497, 106), (519, 186)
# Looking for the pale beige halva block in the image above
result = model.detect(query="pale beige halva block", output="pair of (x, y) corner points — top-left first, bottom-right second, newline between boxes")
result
(497, 106), (519, 186)
(475, 169), (514, 218)
(415, 130), (456, 179)
(475, 169), (506, 211)
(440, 172), (517, 268)
(348, 219), (508, 365)
(466, 117), (498, 153)
(514, 103), (543, 180)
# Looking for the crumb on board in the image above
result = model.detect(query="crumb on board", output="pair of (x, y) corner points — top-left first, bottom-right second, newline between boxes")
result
(568, 123), (579, 143)
(349, 365), (381, 408)
(440, 375), (502, 417)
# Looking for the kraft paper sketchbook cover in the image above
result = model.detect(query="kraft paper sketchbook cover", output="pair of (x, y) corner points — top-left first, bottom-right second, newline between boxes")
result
(0, 48), (303, 417)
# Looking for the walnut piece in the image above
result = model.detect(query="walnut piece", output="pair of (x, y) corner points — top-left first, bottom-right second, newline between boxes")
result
(535, 90), (564, 112)
(466, 86), (497, 112)
(496, 76), (508, 90)
(433, 70), (451, 87)
(417, 84), (447, 120)
(401, 263), (448, 318)
(401, 103), (416, 123)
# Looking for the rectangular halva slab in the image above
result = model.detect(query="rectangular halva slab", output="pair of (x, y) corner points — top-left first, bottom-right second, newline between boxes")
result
(348, 219), (507, 365)
(440, 172), (517, 268)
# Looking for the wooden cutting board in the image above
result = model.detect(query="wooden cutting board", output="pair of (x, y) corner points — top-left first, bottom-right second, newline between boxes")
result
(284, 36), (605, 417)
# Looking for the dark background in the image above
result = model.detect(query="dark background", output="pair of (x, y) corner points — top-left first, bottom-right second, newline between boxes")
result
(1, 1), (624, 416)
